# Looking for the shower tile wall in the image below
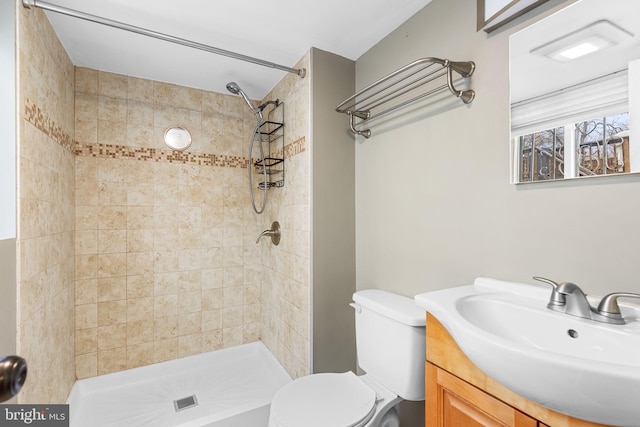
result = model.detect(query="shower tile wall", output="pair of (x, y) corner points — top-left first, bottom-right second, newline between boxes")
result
(261, 54), (312, 379)
(18, 4), (312, 390)
(73, 69), (265, 378)
(17, 6), (76, 403)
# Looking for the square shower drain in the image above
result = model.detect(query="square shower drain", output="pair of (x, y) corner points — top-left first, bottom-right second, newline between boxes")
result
(174, 395), (198, 412)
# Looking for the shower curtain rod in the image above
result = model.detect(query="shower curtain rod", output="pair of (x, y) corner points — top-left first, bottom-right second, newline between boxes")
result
(21, 0), (307, 78)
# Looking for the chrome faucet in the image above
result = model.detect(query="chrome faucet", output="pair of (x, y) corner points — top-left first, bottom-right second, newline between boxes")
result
(533, 276), (640, 325)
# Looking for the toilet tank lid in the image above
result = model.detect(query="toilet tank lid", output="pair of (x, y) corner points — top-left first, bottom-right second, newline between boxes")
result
(353, 289), (426, 326)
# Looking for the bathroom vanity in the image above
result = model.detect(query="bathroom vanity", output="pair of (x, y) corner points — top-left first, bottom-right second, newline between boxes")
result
(424, 313), (611, 427)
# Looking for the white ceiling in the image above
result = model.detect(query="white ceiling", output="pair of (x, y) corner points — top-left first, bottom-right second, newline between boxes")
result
(41, 0), (433, 98)
(510, 0), (640, 103)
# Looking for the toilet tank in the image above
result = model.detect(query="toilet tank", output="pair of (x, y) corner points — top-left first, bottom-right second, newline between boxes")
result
(352, 289), (426, 401)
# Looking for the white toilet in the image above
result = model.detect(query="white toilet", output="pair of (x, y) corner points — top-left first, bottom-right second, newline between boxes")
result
(268, 289), (426, 427)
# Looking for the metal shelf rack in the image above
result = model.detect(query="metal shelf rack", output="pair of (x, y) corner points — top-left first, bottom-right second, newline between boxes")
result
(254, 104), (285, 189)
(335, 57), (476, 138)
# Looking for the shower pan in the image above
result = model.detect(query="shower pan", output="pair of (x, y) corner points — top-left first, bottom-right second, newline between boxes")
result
(227, 82), (284, 215)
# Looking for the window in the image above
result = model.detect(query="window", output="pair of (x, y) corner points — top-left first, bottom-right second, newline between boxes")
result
(519, 127), (564, 182)
(575, 112), (630, 175)
(517, 112), (630, 182)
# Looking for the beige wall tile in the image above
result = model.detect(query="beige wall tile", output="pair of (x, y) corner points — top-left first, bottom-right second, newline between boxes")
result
(154, 294), (179, 318)
(126, 206), (154, 230)
(127, 229), (154, 253)
(153, 338), (178, 363)
(202, 268), (224, 289)
(179, 291), (202, 314)
(201, 309), (222, 331)
(98, 120), (127, 145)
(76, 353), (97, 379)
(154, 272), (179, 295)
(98, 71), (127, 99)
(202, 289), (223, 311)
(18, 5), (76, 403)
(223, 326), (243, 347)
(202, 330), (223, 352)
(127, 183), (154, 206)
(97, 347), (127, 375)
(153, 81), (202, 110)
(67, 59), (311, 381)
(76, 303), (97, 329)
(98, 96), (127, 122)
(179, 270), (201, 292)
(75, 328), (97, 355)
(127, 252), (154, 275)
(126, 273), (154, 298)
(97, 300), (126, 327)
(127, 297), (153, 322)
(127, 319), (154, 345)
(126, 124), (154, 148)
(97, 324), (127, 350)
(178, 333), (202, 357)
(98, 182), (127, 206)
(76, 205), (99, 230)
(127, 342), (154, 369)
(126, 161), (154, 184)
(75, 117), (98, 143)
(75, 278), (98, 305)
(98, 277), (127, 302)
(127, 76), (154, 103)
(75, 67), (98, 95)
(75, 230), (98, 254)
(75, 92), (98, 120)
(99, 206), (127, 229)
(98, 229), (127, 253)
(179, 312), (201, 335)
(154, 316), (179, 341)
(97, 253), (127, 278)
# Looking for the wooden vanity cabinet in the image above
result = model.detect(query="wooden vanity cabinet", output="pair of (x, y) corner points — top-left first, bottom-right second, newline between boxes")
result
(427, 362), (537, 427)
(425, 313), (612, 427)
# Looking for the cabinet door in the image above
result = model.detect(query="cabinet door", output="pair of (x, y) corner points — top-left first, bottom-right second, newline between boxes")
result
(426, 363), (537, 427)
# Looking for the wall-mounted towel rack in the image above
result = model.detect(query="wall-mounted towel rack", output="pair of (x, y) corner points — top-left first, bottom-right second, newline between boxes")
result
(335, 57), (475, 138)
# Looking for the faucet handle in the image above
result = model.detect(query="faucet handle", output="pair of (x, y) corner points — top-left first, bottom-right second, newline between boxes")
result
(533, 276), (559, 289)
(533, 276), (565, 306)
(256, 221), (281, 245)
(596, 292), (640, 322)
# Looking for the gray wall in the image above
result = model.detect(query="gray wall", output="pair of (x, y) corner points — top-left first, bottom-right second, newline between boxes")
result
(0, 239), (16, 357)
(311, 48), (357, 374)
(355, 0), (640, 301)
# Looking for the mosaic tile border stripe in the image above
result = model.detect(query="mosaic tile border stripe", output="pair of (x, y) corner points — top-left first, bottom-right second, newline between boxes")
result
(25, 98), (307, 168)
(24, 98), (75, 153)
(75, 142), (250, 167)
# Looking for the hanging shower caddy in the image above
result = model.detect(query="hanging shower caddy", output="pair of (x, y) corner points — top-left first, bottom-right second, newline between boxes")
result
(335, 57), (476, 138)
(255, 101), (285, 189)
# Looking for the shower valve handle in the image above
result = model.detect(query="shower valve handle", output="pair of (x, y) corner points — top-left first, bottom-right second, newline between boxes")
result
(256, 221), (280, 245)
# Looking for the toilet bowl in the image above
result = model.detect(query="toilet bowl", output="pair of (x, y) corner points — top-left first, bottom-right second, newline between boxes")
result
(268, 289), (426, 427)
(269, 372), (401, 427)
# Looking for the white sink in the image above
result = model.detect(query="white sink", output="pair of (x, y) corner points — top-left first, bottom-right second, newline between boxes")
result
(415, 277), (640, 427)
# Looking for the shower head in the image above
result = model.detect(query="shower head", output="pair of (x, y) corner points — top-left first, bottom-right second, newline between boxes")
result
(226, 82), (262, 121)
(226, 82), (242, 95)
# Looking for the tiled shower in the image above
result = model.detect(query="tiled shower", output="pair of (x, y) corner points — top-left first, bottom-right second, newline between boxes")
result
(16, 5), (311, 404)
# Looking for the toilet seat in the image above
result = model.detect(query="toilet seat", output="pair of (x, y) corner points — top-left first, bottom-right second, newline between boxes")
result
(269, 372), (377, 427)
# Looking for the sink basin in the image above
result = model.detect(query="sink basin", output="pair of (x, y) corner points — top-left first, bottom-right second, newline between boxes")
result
(415, 277), (640, 427)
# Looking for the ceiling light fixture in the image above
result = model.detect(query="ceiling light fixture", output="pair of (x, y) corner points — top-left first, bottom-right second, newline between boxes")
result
(531, 20), (634, 63)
